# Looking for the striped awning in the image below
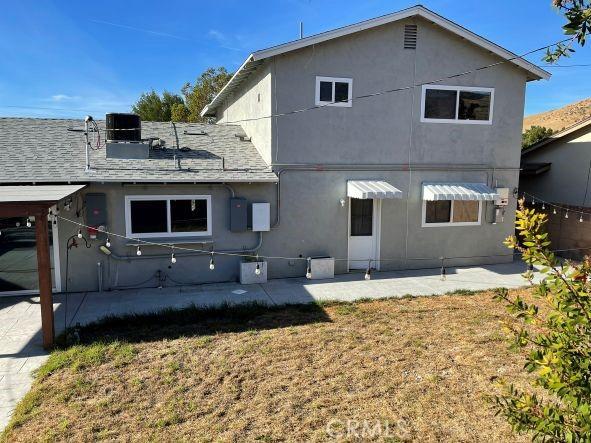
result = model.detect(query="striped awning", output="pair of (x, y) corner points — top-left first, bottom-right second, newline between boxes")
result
(347, 180), (403, 199)
(422, 183), (498, 201)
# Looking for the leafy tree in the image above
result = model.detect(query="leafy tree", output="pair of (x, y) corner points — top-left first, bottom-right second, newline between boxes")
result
(522, 126), (554, 149)
(493, 200), (591, 441)
(131, 90), (184, 122)
(170, 102), (190, 122)
(131, 67), (231, 122)
(545, 1), (591, 62)
(181, 67), (232, 122)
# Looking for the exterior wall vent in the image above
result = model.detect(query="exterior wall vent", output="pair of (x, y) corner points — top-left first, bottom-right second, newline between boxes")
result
(404, 24), (418, 49)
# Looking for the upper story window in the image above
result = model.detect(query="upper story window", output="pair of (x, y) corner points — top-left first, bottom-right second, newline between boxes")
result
(315, 76), (353, 107)
(125, 195), (212, 238)
(421, 85), (494, 125)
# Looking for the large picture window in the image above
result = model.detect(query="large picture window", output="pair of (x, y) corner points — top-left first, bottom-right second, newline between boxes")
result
(422, 200), (481, 227)
(421, 85), (494, 124)
(125, 195), (212, 238)
(315, 76), (353, 107)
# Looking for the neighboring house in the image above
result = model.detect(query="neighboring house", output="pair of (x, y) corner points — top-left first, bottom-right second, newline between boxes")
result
(0, 5), (549, 295)
(520, 117), (591, 258)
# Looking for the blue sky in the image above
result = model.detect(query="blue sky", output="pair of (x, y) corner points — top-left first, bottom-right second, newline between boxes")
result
(0, 0), (588, 119)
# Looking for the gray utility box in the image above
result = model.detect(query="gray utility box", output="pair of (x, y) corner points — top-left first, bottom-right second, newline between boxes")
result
(106, 142), (150, 160)
(307, 257), (335, 280)
(240, 261), (267, 284)
(230, 198), (248, 232)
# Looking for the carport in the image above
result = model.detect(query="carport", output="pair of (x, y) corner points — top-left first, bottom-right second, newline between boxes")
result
(0, 185), (85, 348)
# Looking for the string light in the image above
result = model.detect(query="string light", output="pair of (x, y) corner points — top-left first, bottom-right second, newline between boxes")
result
(553, 208), (557, 215)
(171, 252), (177, 264)
(532, 198), (536, 206)
(542, 203), (545, 210)
(255, 262), (261, 276)
(136, 246), (142, 256)
(105, 237), (111, 248)
(565, 211), (569, 219)
(580, 214), (584, 223)
(364, 260), (372, 280)
(15, 221), (20, 227)
(26, 218), (32, 228)
(77, 229), (83, 238)
(209, 253), (215, 271)
(306, 258), (312, 279)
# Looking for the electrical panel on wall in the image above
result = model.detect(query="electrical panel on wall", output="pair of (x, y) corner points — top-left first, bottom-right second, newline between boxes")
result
(230, 198), (248, 232)
(252, 203), (271, 232)
(85, 193), (107, 238)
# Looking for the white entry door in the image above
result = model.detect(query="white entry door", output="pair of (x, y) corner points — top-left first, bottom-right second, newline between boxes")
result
(348, 198), (380, 270)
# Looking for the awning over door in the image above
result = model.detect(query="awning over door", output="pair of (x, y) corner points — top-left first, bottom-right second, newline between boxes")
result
(422, 183), (498, 201)
(0, 185), (86, 203)
(347, 180), (403, 199)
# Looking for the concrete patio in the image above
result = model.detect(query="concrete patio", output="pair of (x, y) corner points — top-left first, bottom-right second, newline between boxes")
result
(0, 260), (537, 429)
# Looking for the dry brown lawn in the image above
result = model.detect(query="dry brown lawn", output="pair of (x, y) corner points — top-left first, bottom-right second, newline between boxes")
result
(2, 289), (534, 442)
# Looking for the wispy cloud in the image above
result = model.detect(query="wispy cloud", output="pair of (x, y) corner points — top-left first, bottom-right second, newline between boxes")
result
(49, 94), (80, 102)
(207, 29), (242, 51)
(90, 19), (189, 41)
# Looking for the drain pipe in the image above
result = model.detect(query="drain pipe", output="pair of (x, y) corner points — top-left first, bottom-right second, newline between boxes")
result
(97, 261), (103, 292)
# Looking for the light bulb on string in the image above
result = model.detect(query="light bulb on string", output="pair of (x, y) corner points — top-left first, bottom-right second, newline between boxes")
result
(26, 218), (32, 228)
(580, 214), (584, 223)
(255, 262), (261, 276)
(136, 246), (142, 256)
(105, 238), (111, 248)
(171, 252), (177, 264)
(542, 203), (545, 210)
(565, 211), (569, 219)
(306, 258), (312, 279)
(77, 229), (82, 238)
(15, 221), (20, 227)
(209, 253), (215, 271)
(364, 260), (372, 280)
(553, 208), (557, 215)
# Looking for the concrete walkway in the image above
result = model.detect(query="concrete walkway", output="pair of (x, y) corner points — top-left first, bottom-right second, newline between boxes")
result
(0, 260), (536, 429)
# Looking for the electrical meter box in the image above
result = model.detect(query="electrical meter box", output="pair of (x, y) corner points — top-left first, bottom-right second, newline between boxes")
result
(230, 198), (248, 232)
(495, 188), (510, 206)
(252, 203), (271, 232)
(85, 193), (107, 226)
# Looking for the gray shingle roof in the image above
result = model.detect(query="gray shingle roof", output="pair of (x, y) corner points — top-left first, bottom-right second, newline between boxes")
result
(0, 118), (277, 183)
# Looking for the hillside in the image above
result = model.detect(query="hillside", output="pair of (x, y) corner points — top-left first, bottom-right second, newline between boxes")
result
(523, 97), (591, 132)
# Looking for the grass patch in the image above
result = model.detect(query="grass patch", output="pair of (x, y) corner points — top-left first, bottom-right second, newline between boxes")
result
(3, 288), (533, 442)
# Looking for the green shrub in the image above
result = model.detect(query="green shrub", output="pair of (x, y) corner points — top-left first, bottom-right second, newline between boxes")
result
(494, 200), (591, 441)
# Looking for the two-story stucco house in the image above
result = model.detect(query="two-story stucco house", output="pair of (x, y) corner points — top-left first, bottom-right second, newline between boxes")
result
(0, 5), (549, 295)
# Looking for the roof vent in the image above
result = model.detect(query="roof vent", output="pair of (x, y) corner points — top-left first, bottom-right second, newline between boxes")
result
(404, 24), (417, 49)
(106, 113), (141, 142)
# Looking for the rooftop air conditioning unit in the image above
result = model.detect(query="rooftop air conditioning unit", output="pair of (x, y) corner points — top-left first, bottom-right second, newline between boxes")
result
(105, 113), (149, 159)
(106, 113), (141, 142)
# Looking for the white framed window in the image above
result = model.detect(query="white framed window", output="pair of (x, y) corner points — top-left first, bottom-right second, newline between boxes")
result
(125, 195), (212, 238)
(420, 85), (494, 124)
(315, 76), (353, 107)
(421, 200), (482, 227)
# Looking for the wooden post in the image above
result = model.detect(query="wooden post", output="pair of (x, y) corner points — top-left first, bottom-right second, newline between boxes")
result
(35, 209), (54, 348)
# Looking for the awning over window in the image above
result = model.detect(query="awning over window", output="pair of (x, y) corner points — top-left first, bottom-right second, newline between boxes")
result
(347, 180), (403, 199)
(422, 183), (498, 201)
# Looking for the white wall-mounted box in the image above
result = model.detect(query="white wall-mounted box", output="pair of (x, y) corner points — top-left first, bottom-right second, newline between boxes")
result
(495, 187), (510, 206)
(252, 203), (270, 232)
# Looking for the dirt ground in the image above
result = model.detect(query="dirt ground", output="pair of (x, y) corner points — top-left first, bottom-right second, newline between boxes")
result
(3, 289), (534, 442)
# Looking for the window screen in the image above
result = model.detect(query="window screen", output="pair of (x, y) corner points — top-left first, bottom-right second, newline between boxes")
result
(350, 199), (373, 236)
(334, 82), (349, 103)
(170, 199), (208, 232)
(452, 200), (479, 223)
(424, 89), (457, 119)
(458, 91), (491, 121)
(130, 200), (167, 233)
(425, 200), (451, 224)
(319, 81), (333, 102)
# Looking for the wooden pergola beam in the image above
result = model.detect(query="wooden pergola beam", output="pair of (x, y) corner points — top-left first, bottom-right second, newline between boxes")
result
(0, 201), (56, 348)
